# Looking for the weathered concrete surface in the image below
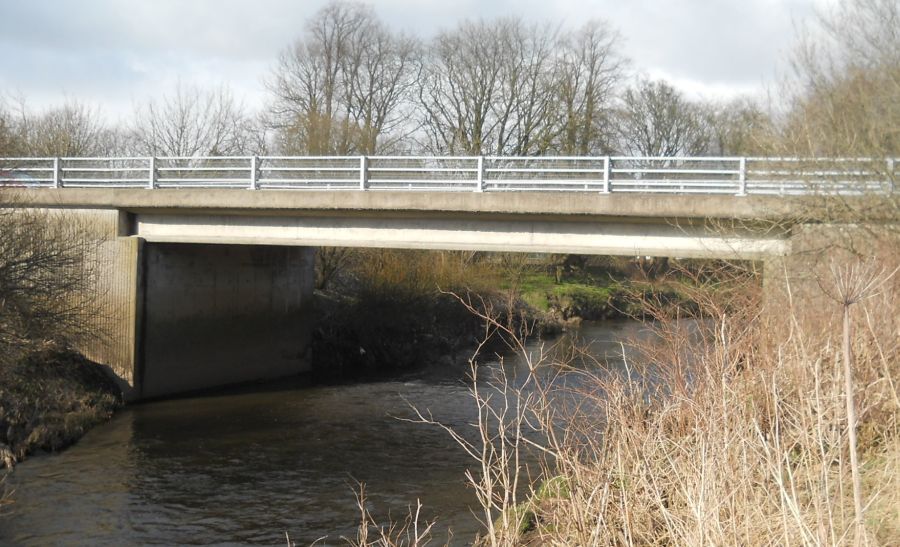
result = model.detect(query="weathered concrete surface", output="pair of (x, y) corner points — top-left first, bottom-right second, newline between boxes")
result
(8, 188), (802, 260)
(22, 208), (143, 396)
(139, 243), (314, 399)
(15, 188), (800, 219)
(135, 213), (788, 259)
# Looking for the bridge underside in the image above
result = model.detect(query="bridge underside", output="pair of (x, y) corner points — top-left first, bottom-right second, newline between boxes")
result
(134, 212), (789, 260)
(8, 190), (803, 400)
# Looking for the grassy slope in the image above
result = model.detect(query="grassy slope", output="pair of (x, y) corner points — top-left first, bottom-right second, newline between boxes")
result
(0, 349), (122, 468)
(509, 270), (690, 320)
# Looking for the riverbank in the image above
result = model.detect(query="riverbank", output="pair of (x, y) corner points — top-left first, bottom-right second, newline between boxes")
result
(513, 270), (694, 325)
(0, 348), (122, 469)
(310, 252), (698, 381)
(462, 258), (900, 545)
(311, 286), (535, 381)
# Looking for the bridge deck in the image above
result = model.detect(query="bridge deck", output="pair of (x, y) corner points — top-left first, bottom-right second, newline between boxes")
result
(7, 187), (802, 221)
(9, 188), (796, 260)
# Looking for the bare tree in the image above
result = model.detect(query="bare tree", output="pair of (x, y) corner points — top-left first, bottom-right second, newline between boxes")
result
(419, 18), (561, 155)
(419, 19), (505, 155)
(129, 83), (258, 157)
(315, 247), (355, 291)
(770, 0), (899, 240)
(783, 0), (900, 157)
(268, 1), (370, 155)
(267, 1), (420, 155)
(554, 21), (626, 155)
(341, 19), (421, 153)
(0, 103), (20, 156)
(703, 98), (774, 156)
(6, 99), (116, 157)
(0, 199), (100, 366)
(491, 20), (561, 155)
(616, 79), (712, 157)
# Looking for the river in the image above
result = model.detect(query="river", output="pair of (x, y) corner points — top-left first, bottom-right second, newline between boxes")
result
(0, 320), (650, 546)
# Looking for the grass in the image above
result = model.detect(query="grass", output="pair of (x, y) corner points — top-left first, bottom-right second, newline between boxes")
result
(504, 270), (620, 316)
(502, 258), (900, 545)
(367, 253), (899, 546)
(509, 269), (694, 322)
(0, 348), (122, 468)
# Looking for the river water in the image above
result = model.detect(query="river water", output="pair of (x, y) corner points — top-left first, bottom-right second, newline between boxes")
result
(1, 320), (649, 546)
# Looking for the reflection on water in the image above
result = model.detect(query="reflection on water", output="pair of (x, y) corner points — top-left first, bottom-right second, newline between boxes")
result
(0, 320), (652, 546)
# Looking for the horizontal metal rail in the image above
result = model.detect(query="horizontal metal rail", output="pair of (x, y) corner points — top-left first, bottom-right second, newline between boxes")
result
(0, 156), (896, 195)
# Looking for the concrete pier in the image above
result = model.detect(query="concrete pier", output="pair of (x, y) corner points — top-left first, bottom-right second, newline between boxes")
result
(139, 243), (315, 399)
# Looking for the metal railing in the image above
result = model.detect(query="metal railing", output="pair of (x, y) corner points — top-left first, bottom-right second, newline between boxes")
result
(0, 156), (896, 195)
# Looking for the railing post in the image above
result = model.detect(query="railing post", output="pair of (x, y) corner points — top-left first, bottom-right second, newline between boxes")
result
(737, 157), (747, 196)
(475, 156), (485, 192)
(888, 158), (896, 193)
(601, 156), (611, 193)
(53, 157), (61, 188)
(249, 156), (259, 190)
(147, 156), (157, 189)
(359, 155), (368, 190)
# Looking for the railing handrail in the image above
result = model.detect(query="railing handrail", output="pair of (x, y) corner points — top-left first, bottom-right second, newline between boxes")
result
(0, 155), (896, 196)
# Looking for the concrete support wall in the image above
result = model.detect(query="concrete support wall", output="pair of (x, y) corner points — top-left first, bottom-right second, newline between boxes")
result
(84, 235), (144, 390)
(15, 208), (144, 395)
(138, 243), (315, 399)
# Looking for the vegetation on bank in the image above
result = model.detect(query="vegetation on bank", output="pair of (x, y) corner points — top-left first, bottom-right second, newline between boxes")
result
(312, 250), (536, 380)
(344, 246), (899, 546)
(0, 205), (121, 473)
(335, 0), (900, 540)
(511, 265), (696, 322)
(309, 249), (703, 380)
(0, 349), (122, 469)
(492, 251), (899, 545)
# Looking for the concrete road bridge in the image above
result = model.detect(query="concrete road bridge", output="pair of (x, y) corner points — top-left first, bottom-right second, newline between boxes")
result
(2, 155), (896, 399)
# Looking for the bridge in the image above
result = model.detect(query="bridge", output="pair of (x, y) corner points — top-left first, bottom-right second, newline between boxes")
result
(2, 155), (896, 400)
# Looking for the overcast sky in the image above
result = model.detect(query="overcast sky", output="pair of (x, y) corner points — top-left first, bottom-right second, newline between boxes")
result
(0, 0), (831, 121)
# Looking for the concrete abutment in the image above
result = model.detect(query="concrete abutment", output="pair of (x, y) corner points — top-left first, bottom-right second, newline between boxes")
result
(36, 207), (316, 400)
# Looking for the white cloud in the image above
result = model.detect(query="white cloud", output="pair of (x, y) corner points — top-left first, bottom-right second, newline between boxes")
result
(0, 0), (828, 118)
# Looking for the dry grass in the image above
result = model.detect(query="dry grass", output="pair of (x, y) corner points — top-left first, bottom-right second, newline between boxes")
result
(342, 483), (439, 547)
(349, 250), (503, 297)
(487, 254), (899, 546)
(0, 473), (12, 515)
(370, 250), (899, 546)
(330, 243), (900, 546)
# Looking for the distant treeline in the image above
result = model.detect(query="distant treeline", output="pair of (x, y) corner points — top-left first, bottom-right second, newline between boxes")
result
(1, 0), (897, 160)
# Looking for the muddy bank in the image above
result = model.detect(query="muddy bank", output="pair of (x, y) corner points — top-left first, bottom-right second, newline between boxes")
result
(307, 280), (682, 381)
(0, 349), (122, 469)
(310, 288), (539, 380)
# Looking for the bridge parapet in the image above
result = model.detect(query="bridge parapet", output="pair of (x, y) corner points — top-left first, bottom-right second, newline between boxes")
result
(1, 155), (896, 196)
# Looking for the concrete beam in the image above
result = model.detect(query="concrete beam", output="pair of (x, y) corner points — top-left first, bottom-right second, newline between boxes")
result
(135, 212), (789, 260)
(10, 188), (801, 221)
